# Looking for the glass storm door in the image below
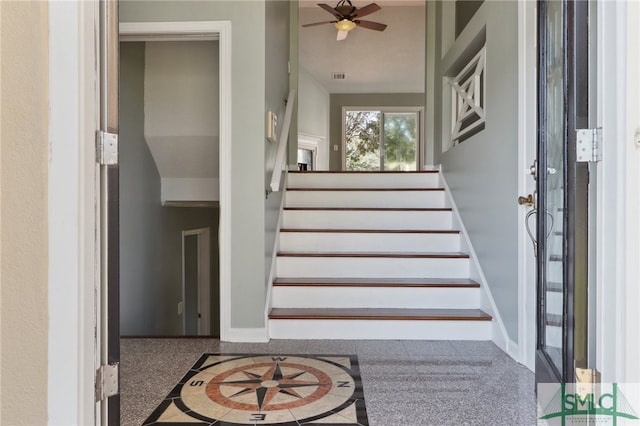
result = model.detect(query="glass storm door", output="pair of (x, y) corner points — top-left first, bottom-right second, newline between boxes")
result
(536, 0), (590, 384)
(344, 110), (419, 171)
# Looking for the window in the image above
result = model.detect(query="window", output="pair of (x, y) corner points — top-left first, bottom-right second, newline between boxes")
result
(343, 108), (421, 171)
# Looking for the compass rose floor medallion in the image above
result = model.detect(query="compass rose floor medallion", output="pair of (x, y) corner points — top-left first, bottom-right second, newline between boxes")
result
(143, 354), (369, 425)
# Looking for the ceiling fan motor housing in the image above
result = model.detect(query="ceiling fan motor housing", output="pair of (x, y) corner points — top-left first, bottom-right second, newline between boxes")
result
(336, 4), (356, 18)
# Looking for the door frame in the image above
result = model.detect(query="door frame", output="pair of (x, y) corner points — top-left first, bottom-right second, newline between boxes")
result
(181, 227), (211, 335)
(119, 21), (232, 340)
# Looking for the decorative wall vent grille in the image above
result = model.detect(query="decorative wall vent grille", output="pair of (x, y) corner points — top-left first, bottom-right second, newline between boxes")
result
(449, 46), (486, 143)
(331, 72), (346, 80)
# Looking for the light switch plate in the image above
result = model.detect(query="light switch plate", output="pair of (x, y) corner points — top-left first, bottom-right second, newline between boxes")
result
(266, 111), (278, 143)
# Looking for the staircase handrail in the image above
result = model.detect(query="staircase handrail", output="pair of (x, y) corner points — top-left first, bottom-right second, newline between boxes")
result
(270, 89), (296, 193)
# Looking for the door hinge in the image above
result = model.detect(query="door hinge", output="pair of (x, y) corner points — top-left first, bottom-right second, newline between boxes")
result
(95, 363), (119, 401)
(96, 131), (118, 165)
(576, 128), (602, 162)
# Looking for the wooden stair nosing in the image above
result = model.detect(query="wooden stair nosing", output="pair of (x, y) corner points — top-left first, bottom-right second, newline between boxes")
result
(277, 251), (470, 259)
(269, 308), (492, 321)
(288, 170), (440, 174)
(283, 207), (452, 211)
(287, 187), (445, 192)
(279, 228), (460, 234)
(272, 277), (480, 288)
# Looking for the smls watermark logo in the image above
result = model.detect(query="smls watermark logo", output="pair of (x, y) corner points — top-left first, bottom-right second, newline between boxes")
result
(538, 383), (640, 425)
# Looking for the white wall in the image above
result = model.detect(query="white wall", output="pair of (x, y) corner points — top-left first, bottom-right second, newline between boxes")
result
(298, 66), (330, 169)
(265, 0), (290, 287)
(145, 41), (219, 136)
(144, 41), (219, 202)
(121, 0), (268, 330)
(435, 0), (520, 343)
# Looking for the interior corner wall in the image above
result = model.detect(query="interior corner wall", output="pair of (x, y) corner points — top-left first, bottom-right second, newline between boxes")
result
(120, 1), (267, 329)
(265, 0), (290, 285)
(120, 42), (167, 335)
(436, 1), (520, 341)
(329, 93), (426, 170)
(299, 66), (330, 168)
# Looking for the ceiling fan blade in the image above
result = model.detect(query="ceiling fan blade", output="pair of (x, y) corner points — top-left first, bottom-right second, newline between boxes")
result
(355, 20), (387, 31)
(336, 30), (349, 41)
(302, 21), (337, 27)
(352, 3), (381, 19)
(318, 3), (343, 19)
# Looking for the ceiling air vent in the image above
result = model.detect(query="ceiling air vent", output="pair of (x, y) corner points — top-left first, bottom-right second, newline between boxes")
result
(331, 72), (346, 81)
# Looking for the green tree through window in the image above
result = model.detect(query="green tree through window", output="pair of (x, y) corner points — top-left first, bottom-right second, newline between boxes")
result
(345, 110), (418, 171)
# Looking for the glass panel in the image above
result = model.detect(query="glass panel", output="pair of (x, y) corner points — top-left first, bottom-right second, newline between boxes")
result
(383, 112), (418, 171)
(345, 111), (381, 171)
(542, 0), (565, 374)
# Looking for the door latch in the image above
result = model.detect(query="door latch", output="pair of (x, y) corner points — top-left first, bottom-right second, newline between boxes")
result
(518, 194), (534, 206)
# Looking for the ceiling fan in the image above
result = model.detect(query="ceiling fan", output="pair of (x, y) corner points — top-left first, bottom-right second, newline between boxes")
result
(302, 0), (387, 41)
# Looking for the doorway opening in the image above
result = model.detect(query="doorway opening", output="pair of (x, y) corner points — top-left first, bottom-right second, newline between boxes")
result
(119, 32), (222, 338)
(182, 228), (211, 335)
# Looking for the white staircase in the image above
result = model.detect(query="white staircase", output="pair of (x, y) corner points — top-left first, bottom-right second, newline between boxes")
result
(268, 171), (492, 340)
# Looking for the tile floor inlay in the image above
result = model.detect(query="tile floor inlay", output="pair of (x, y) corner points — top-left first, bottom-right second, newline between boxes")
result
(143, 354), (368, 425)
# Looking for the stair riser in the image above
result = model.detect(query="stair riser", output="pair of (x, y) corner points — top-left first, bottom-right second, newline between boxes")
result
(286, 190), (445, 208)
(271, 287), (480, 309)
(282, 210), (452, 230)
(280, 232), (460, 252)
(269, 319), (492, 340)
(276, 257), (470, 279)
(288, 172), (440, 189)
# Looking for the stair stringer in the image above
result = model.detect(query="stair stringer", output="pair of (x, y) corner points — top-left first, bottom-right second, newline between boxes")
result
(438, 170), (516, 360)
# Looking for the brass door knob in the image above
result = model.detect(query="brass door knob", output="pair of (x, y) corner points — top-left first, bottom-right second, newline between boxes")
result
(518, 194), (534, 206)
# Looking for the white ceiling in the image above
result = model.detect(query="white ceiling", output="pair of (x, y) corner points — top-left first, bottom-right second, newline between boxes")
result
(299, 1), (426, 93)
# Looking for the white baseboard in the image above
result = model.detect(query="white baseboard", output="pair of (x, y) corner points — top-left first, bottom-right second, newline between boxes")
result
(224, 327), (269, 343)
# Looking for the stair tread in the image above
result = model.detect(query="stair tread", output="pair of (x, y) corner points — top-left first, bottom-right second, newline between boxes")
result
(269, 308), (492, 321)
(280, 228), (460, 234)
(287, 187), (444, 191)
(277, 251), (469, 258)
(273, 277), (480, 287)
(284, 207), (451, 211)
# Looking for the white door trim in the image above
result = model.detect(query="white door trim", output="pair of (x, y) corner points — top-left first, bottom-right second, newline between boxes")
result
(516, 0), (537, 371)
(48, 1), (99, 424)
(119, 20), (232, 341)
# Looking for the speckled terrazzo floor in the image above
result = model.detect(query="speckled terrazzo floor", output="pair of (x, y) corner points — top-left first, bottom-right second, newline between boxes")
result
(120, 338), (537, 426)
